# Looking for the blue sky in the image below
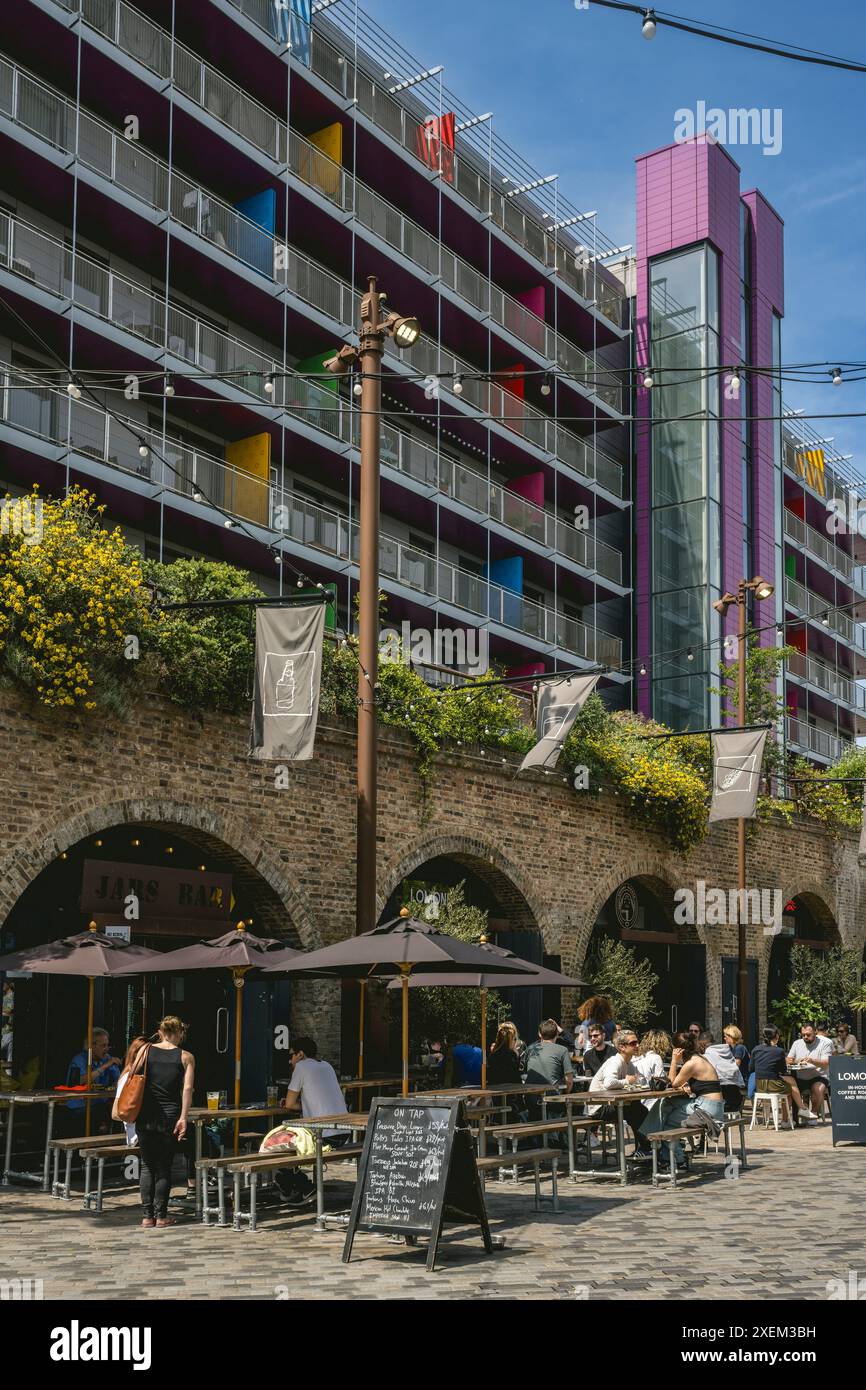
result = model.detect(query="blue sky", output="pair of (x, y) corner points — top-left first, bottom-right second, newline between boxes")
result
(367, 0), (866, 467)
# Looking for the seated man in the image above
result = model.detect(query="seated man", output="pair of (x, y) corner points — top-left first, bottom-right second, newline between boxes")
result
(582, 1024), (616, 1078)
(65, 1028), (121, 1133)
(278, 1036), (349, 1208)
(451, 1037), (483, 1087)
(524, 1019), (575, 1093)
(589, 1029), (651, 1158)
(787, 1022), (833, 1119)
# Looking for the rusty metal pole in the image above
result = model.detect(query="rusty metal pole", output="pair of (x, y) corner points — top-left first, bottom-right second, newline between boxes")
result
(737, 582), (749, 1045)
(356, 276), (383, 937)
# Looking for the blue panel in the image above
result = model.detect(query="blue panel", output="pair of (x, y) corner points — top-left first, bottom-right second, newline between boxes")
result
(233, 189), (276, 276)
(483, 555), (523, 628)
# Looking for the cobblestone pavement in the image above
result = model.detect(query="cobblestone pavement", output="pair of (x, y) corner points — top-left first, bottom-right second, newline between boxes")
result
(0, 1123), (861, 1300)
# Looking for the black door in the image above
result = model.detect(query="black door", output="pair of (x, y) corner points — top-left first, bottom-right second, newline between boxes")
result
(722, 958), (759, 1046)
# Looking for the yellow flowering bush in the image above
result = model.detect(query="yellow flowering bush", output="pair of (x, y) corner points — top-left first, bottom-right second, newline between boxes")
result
(0, 486), (154, 711)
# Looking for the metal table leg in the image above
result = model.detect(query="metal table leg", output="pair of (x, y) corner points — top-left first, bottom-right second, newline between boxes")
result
(82, 1153), (93, 1209)
(52, 1143), (61, 1197)
(566, 1104), (576, 1180)
(218, 1166), (227, 1226)
(96, 1156), (106, 1214)
(194, 1121), (204, 1219)
(232, 1171), (242, 1232)
(43, 1102), (56, 1192)
(314, 1136), (325, 1230)
(616, 1104), (627, 1186)
(249, 1173), (258, 1232)
(63, 1148), (73, 1200)
(2, 1097), (15, 1184)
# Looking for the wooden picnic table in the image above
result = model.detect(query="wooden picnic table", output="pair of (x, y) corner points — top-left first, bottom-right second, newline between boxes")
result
(188, 1105), (286, 1217)
(274, 1112), (370, 1228)
(542, 1087), (673, 1185)
(1, 1089), (115, 1192)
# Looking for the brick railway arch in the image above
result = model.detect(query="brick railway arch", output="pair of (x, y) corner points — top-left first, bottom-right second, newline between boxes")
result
(763, 883), (842, 1018)
(568, 861), (699, 976)
(377, 833), (552, 940)
(0, 795), (323, 950)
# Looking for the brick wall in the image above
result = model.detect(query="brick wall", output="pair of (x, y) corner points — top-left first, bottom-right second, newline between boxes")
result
(0, 687), (862, 1046)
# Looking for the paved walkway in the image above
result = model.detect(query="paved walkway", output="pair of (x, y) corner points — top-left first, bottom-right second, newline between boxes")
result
(0, 1123), (861, 1300)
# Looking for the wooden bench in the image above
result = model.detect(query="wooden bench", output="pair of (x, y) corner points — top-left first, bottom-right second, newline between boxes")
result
(49, 1133), (123, 1199)
(646, 1118), (748, 1188)
(485, 1117), (601, 1177)
(79, 1144), (137, 1213)
(476, 1147), (560, 1211)
(196, 1145), (363, 1231)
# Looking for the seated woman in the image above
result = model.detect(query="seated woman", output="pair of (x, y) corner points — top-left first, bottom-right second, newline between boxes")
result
(750, 1025), (807, 1123)
(639, 1030), (724, 1169)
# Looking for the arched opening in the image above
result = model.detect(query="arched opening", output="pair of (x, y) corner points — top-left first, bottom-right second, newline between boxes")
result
(584, 876), (706, 1036)
(0, 818), (303, 1129)
(355, 841), (547, 1072)
(766, 892), (840, 1018)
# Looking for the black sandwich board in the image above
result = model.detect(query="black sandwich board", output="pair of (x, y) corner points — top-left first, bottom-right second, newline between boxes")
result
(342, 1096), (492, 1271)
(829, 1055), (866, 1147)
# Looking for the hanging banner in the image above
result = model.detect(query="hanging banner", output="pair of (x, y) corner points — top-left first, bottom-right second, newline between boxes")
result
(708, 728), (768, 823)
(250, 604), (325, 762)
(416, 112), (455, 183)
(859, 789), (866, 863)
(518, 674), (599, 773)
(274, 1), (311, 65)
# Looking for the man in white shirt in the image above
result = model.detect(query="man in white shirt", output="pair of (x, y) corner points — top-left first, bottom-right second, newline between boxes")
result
(787, 1022), (833, 1119)
(588, 1030), (652, 1159)
(278, 1036), (349, 1207)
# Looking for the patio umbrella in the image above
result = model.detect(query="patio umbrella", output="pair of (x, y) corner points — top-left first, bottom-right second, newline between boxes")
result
(0, 922), (161, 1135)
(115, 921), (299, 1151)
(386, 945), (585, 1085)
(260, 909), (529, 1096)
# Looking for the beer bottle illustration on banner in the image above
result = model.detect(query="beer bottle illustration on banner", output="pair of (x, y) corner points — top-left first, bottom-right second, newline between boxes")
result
(274, 658), (296, 711)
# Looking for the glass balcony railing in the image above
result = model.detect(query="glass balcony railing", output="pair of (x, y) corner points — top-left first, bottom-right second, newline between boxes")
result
(784, 576), (864, 648)
(786, 717), (851, 763)
(0, 362), (622, 666)
(784, 510), (861, 587)
(54, 0), (616, 396)
(0, 56), (626, 492)
(0, 209), (624, 583)
(785, 652), (866, 713)
(205, 0), (627, 328)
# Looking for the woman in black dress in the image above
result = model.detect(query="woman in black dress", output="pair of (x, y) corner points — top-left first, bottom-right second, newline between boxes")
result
(137, 1015), (195, 1229)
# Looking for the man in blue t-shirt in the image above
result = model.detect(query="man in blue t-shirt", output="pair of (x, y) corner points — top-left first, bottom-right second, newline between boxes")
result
(65, 1028), (121, 1127)
(451, 1039), (483, 1087)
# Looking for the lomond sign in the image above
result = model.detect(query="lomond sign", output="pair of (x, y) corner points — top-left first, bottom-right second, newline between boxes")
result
(829, 1056), (866, 1147)
(81, 860), (232, 921)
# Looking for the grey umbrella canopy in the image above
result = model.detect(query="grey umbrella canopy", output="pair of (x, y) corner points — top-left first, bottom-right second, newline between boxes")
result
(112, 924), (300, 974)
(0, 928), (161, 976)
(260, 913), (531, 1095)
(383, 945), (585, 1086)
(0, 925), (162, 1134)
(113, 923), (299, 1151)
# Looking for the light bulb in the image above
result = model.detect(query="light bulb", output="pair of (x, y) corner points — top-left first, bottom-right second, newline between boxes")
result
(224, 518), (234, 528)
(642, 9), (657, 39)
(193, 490), (203, 502)
(353, 377), (363, 396)
(831, 367), (843, 386)
(639, 662), (647, 676)
(687, 647), (694, 662)
(164, 374), (175, 397)
(67, 379), (81, 399)
(264, 374), (275, 395)
(541, 375), (552, 396)
(453, 374), (464, 395)
(138, 442), (149, 458)
(730, 369), (741, 396)
(642, 370), (653, 389)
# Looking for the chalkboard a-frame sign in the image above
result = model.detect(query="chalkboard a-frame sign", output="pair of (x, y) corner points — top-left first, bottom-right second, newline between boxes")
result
(342, 1097), (492, 1272)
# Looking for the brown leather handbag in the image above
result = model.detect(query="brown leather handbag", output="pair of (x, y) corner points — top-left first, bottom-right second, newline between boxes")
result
(114, 1045), (151, 1124)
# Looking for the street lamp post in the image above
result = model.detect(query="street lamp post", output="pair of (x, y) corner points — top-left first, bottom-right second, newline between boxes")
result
(325, 281), (420, 943)
(715, 575), (775, 1044)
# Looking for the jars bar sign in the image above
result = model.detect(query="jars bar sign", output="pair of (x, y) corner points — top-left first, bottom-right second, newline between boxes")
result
(81, 860), (232, 920)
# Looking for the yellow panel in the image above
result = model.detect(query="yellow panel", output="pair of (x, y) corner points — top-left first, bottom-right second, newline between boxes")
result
(303, 122), (342, 200)
(225, 432), (270, 525)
